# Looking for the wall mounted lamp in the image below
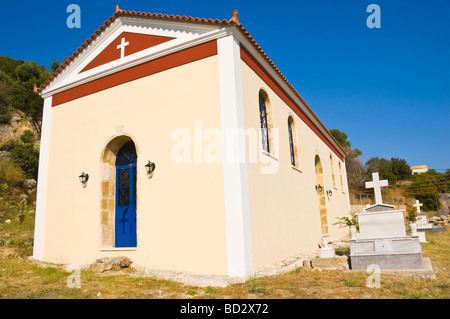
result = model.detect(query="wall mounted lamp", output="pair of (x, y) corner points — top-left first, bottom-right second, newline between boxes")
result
(79, 172), (89, 188)
(315, 184), (323, 193)
(326, 189), (333, 197)
(145, 160), (156, 179)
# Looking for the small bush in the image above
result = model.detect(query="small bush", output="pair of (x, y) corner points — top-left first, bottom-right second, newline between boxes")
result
(341, 278), (359, 287)
(247, 277), (272, 295)
(204, 286), (218, 294)
(19, 130), (34, 144)
(0, 157), (24, 189)
(187, 288), (199, 296)
(0, 108), (11, 124)
(10, 143), (39, 179)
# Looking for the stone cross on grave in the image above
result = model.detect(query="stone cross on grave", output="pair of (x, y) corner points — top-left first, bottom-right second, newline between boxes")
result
(117, 37), (129, 59)
(414, 199), (423, 214)
(365, 172), (388, 204)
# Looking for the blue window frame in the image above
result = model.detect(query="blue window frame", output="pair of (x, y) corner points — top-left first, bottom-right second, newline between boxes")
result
(259, 92), (270, 153)
(288, 118), (296, 166)
(115, 141), (137, 248)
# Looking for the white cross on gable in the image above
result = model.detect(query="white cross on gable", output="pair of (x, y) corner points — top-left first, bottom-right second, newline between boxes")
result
(117, 37), (129, 59)
(414, 199), (423, 214)
(365, 172), (388, 204)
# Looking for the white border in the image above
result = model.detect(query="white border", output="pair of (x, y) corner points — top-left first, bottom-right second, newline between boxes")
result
(218, 35), (253, 278)
(32, 96), (53, 261)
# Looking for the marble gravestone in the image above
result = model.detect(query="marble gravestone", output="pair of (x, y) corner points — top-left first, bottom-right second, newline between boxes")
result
(414, 199), (431, 242)
(350, 173), (424, 270)
(414, 199), (446, 234)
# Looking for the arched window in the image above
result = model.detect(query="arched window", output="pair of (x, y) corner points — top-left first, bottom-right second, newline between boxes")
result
(287, 116), (299, 167)
(339, 161), (344, 190)
(330, 154), (336, 187)
(315, 155), (329, 235)
(115, 141), (137, 248)
(259, 90), (273, 153)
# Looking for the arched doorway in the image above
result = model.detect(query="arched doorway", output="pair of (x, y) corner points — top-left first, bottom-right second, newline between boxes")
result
(114, 140), (137, 247)
(100, 136), (138, 249)
(315, 155), (329, 235)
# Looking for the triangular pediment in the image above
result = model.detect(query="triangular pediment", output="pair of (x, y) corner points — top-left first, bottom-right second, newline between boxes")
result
(80, 32), (175, 73)
(40, 14), (226, 96)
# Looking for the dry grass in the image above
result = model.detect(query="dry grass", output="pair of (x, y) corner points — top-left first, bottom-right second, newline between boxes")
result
(0, 200), (449, 299)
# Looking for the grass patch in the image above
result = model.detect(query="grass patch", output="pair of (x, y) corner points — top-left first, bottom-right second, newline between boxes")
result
(247, 276), (272, 296)
(187, 288), (199, 296)
(204, 286), (218, 294)
(0, 200), (449, 299)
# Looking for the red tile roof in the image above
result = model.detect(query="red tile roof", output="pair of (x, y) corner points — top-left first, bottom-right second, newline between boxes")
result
(37, 8), (347, 156)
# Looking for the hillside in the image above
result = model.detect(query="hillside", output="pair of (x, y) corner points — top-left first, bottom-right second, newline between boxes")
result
(0, 56), (50, 201)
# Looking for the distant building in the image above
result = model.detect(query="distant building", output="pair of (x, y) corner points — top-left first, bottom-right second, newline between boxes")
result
(411, 165), (428, 174)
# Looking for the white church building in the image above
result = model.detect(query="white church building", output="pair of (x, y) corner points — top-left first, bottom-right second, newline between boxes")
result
(33, 8), (350, 278)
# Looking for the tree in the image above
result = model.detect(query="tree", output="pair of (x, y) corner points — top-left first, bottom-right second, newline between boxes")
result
(0, 56), (24, 78)
(9, 61), (51, 136)
(330, 129), (351, 150)
(345, 156), (367, 191)
(50, 60), (60, 72)
(50, 57), (68, 72)
(329, 129), (362, 158)
(330, 128), (365, 190)
(407, 172), (441, 211)
(0, 72), (12, 124)
(365, 157), (395, 181)
(390, 158), (412, 180)
(365, 157), (411, 183)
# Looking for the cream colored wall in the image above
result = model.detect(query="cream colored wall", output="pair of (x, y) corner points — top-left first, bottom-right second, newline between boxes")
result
(42, 56), (229, 276)
(240, 61), (350, 272)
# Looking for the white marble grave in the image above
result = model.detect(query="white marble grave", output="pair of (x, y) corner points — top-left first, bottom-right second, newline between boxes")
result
(350, 173), (424, 270)
(413, 199), (430, 242)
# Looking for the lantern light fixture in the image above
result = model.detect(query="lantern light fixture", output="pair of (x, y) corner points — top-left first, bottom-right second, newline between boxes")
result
(79, 172), (89, 188)
(145, 160), (156, 179)
(315, 184), (323, 193)
(326, 189), (333, 197)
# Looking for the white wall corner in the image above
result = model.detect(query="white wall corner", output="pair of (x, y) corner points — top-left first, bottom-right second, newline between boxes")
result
(217, 35), (253, 277)
(32, 96), (53, 261)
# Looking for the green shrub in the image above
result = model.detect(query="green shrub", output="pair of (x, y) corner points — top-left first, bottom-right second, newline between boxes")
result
(0, 106), (11, 124)
(10, 144), (39, 179)
(19, 130), (34, 144)
(187, 288), (199, 296)
(204, 286), (218, 294)
(0, 157), (24, 188)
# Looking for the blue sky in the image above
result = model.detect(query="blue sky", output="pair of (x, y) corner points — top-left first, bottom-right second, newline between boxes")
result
(1, 0), (449, 171)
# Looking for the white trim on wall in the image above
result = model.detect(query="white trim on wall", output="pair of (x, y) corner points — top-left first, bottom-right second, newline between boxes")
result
(217, 34), (254, 278)
(32, 96), (53, 261)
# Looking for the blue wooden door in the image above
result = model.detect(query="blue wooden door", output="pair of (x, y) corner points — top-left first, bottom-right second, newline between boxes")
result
(115, 141), (137, 247)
